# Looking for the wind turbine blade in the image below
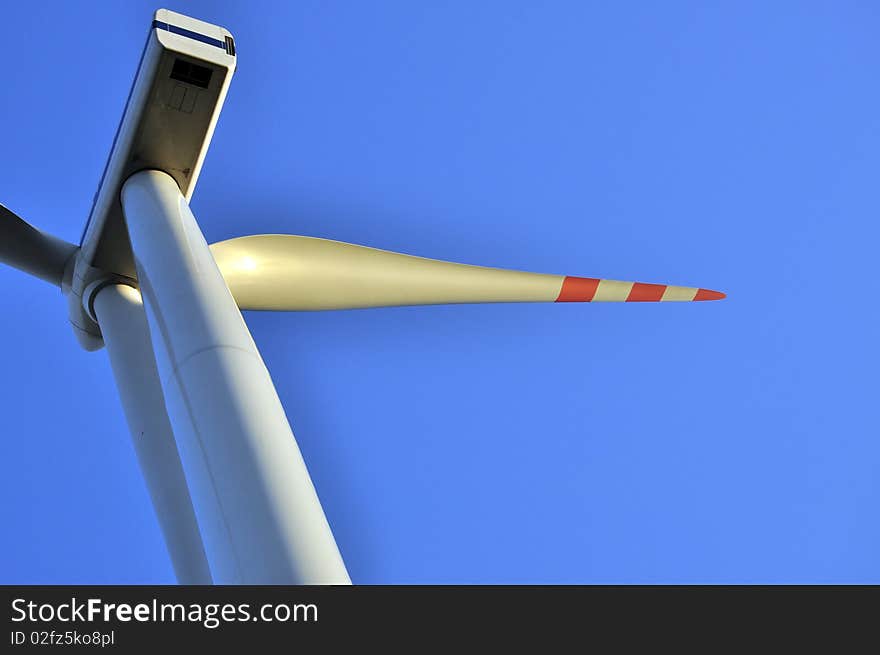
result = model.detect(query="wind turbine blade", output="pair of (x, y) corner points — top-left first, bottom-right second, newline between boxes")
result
(0, 203), (77, 286)
(211, 234), (725, 311)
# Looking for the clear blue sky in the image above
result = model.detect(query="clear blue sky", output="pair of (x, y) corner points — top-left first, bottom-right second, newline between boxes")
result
(1, 1), (878, 583)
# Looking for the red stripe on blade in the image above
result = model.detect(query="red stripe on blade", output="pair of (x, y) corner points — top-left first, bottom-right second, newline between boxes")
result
(626, 282), (667, 302)
(556, 276), (600, 302)
(693, 288), (726, 301)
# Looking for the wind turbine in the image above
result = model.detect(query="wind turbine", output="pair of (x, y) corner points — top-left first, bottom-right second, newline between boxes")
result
(0, 9), (725, 585)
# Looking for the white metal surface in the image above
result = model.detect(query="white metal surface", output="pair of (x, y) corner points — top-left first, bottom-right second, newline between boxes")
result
(121, 170), (350, 584)
(78, 8), (236, 267)
(90, 282), (212, 584)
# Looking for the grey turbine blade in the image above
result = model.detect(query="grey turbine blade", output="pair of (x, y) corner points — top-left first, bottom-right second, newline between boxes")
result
(0, 203), (77, 286)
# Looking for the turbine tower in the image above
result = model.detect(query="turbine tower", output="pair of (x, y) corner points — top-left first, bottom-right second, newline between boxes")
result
(0, 9), (725, 585)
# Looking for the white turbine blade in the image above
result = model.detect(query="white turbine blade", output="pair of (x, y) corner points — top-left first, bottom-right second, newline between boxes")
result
(210, 234), (725, 311)
(0, 203), (77, 286)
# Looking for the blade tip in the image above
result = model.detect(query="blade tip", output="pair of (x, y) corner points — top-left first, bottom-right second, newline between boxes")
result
(694, 288), (726, 301)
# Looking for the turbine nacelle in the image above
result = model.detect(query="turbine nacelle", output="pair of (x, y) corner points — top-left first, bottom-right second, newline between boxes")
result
(70, 9), (237, 350)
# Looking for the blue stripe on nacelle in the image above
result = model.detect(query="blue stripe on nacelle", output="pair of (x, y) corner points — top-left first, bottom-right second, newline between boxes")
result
(152, 20), (229, 52)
